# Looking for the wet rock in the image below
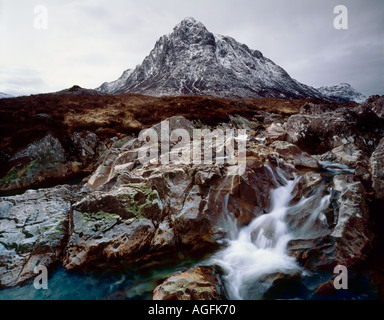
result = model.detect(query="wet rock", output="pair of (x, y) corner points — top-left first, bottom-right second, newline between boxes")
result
(74, 184), (164, 221)
(145, 165), (196, 217)
(10, 134), (66, 163)
(65, 152), (288, 271)
(291, 172), (324, 203)
(364, 95), (384, 119)
(152, 266), (227, 300)
(62, 116), (303, 275)
(223, 160), (286, 226)
(314, 277), (337, 297)
(77, 115), (290, 265)
(319, 144), (371, 182)
(326, 144), (367, 168)
(251, 111), (283, 124)
(71, 131), (106, 168)
(262, 273), (310, 300)
(271, 141), (320, 169)
(288, 237), (336, 272)
(286, 108), (359, 154)
(63, 183), (164, 270)
(84, 149), (121, 190)
(65, 163), (224, 271)
(194, 164), (222, 186)
(246, 143), (275, 164)
(146, 164), (226, 252)
(288, 174), (373, 273)
(299, 102), (333, 115)
(265, 123), (287, 144)
(64, 213), (156, 271)
(370, 138), (384, 199)
(0, 185), (80, 288)
(331, 175), (374, 267)
(150, 219), (176, 252)
(285, 102), (384, 155)
(0, 134), (78, 193)
(84, 135), (140, 190)
(150, 116), (196, 142)
(229, 115), (261, 131)
(85, 116), (196, 191)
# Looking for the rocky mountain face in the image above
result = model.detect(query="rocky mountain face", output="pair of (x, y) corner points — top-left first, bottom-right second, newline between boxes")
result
(1, 93), (384, 299)
(317, 83), (367, 104)
(97, 17), (324, 100)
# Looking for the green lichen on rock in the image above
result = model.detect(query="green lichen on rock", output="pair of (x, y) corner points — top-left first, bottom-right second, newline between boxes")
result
(73, 210), (120, 239)
(111, 136), (132, 149)
(120, 183), (163, 221)
(0, 160), (38, 186)
(72, 183), (164, 233)
(0, 168), (19, 185)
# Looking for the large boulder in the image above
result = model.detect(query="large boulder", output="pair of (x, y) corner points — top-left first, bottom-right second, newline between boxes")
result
(364, 95), (384, 119)
(265, 123), (287, 145)
(64, 163), (226, 270)
(153, 266), (227, 300)
(270, 141), (320, 169)
(0, 134), (79, 193)
(288, 174), (373, 272)
(370, 137), (384, 199)
(71, 131), (106, 170)
(84, 116), (196, 191)
(285, 102), (384, 155)
(330, 175), (373, 267)
(63, 183), (164, 270)
(320, 144), (367, 169)
(0, 185), (81, 288)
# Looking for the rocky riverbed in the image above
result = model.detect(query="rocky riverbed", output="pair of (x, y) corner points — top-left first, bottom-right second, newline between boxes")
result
(1, 94), (383, 300)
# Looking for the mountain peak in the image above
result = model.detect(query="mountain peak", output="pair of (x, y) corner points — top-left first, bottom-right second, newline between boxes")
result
(170, 17), (214, 46)
(97, 18), (325, 100)
(317, 83), (366, 104)
(175, 17), (206, 30)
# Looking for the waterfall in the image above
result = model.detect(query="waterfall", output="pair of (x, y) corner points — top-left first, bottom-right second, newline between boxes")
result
(210, 169), (331, 300)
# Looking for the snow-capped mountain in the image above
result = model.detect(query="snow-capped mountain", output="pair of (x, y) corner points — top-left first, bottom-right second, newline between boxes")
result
(0, 92), (13, 99)
(317, 83), (366, 104)
(97, 17), (324, 100)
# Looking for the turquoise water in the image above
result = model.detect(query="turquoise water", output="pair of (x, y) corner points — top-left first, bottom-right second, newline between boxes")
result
(0, 261), (195, 300)
(0, 267), (375, 300)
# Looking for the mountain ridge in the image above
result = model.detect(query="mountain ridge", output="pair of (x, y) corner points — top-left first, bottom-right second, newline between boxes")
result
(97, 17), (324, 100)
(97, 17), (365, 103)
(317, 83), (366, 104)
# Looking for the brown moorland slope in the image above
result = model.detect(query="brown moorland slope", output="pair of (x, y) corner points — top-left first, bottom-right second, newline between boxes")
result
(0, 88), (354, 179)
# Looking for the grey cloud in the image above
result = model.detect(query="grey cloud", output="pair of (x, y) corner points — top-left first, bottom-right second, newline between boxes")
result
(0, 66), (48, 96)
(1, 0), (383, 97)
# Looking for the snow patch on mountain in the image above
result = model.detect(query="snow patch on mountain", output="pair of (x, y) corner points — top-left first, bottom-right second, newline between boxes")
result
(98, 69), (134, 94)
(317, 83), (367, 104)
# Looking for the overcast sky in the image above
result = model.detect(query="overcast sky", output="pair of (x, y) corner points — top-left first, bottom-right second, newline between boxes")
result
(0, 0), (383, 97)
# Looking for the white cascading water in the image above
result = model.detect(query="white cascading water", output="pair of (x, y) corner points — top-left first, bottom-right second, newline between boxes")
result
(211, 168), (331, 300)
